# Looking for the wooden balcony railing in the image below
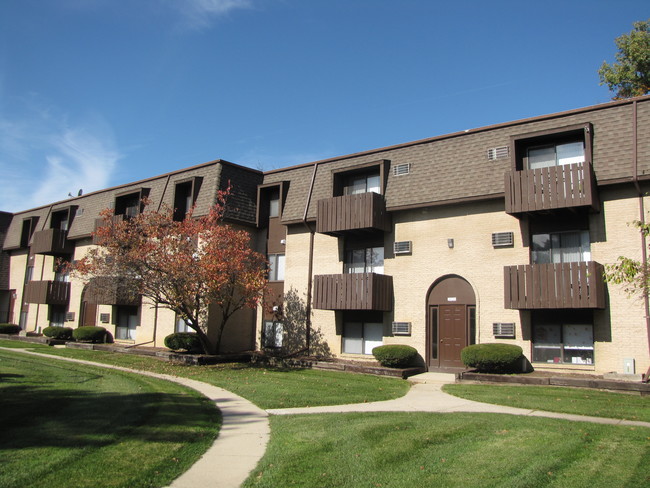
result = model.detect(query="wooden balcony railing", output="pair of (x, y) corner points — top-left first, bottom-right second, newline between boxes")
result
(316, 192), (390, 236)
(505, 162), (598, 215)
(31, 229), (73, 256)
(23, 280), (70, 305)
(313, 272), (393, 311)
(85, 277), (141, 306)
(504, 261), (605, 309)
(93, 215), (126, 244)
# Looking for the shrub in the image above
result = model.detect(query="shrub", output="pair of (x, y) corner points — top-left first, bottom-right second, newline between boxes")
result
(164, 332), (202, 353)
(372, 344), (419, 368)
(461, 343), (524, 373)
(43, 326), (73, 340)
(0, 324), (21, 335)
(72, 326), (108, 343)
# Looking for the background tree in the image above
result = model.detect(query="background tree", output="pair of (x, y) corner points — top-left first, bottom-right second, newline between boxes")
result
(70, 189), (268, 354)
(599, 19), (650, 99)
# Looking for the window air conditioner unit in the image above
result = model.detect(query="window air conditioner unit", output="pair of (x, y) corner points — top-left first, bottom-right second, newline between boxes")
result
(65, 312), (75, 322)
(392, 322), (411, 336)
(393, 163), (411, 176)
(491, 232), (514, 248)
(393, 241), (412, 255)
(493, 323), (515, 338)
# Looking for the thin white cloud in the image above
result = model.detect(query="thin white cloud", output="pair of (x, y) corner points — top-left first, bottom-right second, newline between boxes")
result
(173, 0), (253, 30)
(0, 110), (120, 212)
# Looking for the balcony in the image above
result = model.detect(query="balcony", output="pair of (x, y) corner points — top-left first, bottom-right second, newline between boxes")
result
(505, 162), (598, 215)
(85, 277), (141, 306)
(313, 272), (393, 311)
(30, 229), (74, 256)
(504, 261), (605, 309)
(24, 281), (70, 305)
(316, 192), (390, 236)
(93, 215), (126, 244)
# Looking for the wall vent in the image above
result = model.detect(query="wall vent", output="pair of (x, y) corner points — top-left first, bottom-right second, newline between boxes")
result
(392, 322), (412, 335)
(493, 322), (516, 338)
(393, 241), (412, 255)
(75, 208), (84, 216)
(65, 312), (75, 322)
(100, 313), (110, 324)
(492, 232), (514, 248)
(393, 163), (411, 176)
(487, 146), (509, 160)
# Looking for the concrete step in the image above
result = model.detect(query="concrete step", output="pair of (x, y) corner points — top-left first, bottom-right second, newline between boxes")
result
(407, 372), (457, 384)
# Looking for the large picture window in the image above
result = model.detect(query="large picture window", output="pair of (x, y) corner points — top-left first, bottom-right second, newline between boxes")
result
(533, 322), (594, 365)
(268, 254), (285, 281)
(531, 230), (590, 264)
(342, 321), (383, 355)
(115, 306), (138, 340)
(343, 172), (380, 195)
(528, 141), (585, 170)
(345, 247), (384, 274)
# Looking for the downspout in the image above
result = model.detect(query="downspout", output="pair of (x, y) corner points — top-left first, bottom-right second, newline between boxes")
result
(631, 101), (650, 359)
(301, 162), (320, 355)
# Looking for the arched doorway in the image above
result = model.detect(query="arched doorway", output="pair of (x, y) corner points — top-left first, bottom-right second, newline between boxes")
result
(79, 284), (97, 327)
(426, 275), (476, 370)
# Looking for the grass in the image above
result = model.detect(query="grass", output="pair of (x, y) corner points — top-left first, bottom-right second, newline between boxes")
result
(442, 384), (650, 422)
(244, 412), (650, 488)
(0, 340), (410, 409)
(0, 349), (220, 488)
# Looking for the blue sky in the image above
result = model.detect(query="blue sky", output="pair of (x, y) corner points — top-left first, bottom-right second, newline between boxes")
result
(0, 0), (648, 212)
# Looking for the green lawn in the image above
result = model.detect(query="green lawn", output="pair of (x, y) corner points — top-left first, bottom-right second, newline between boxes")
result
(443, 383), (650, 422)
(245, 412), (650, 488)
(0, 340), (410, 409)
(0, 349), (220, 488)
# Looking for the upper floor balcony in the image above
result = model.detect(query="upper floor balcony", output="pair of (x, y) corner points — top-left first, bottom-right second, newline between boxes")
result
(85, 277), (141, 306)
(24, 280), (70, 305)
(504, 261), (605, 310)
(30, 228), (74, 256)
(316, 192), (390, 236)
(504, 162), (599, 215)
(313, 272), (393, 311)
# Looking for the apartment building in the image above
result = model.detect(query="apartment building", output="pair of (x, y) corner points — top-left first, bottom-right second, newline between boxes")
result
(2, 96), (650, 376)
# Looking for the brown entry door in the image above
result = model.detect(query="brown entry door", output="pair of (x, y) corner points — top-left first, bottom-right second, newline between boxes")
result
(439, 305), (467, 368)
(80, 302), (97, 326)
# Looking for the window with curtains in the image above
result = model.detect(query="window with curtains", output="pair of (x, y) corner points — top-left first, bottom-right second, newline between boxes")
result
(263, 320), (283, 348)
(115, 305), (138, 340)
(531, 230), (590, 264)
(268, 254), (285, 281)
(342, 321), (383, 355)
(342, 172), (381, 195)
(344, 247), (384, 274)
(527, 141), (585, 170)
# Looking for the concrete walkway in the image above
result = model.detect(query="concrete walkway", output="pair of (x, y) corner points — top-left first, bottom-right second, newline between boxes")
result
(267, 372), (650, 428)
(0, 347), (269, 488)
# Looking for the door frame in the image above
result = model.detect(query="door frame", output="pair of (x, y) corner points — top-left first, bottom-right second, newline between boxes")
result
(426, 275), (476, 370)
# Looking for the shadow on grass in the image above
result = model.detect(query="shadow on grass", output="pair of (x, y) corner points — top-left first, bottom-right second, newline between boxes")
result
(0, 384), (220, 450)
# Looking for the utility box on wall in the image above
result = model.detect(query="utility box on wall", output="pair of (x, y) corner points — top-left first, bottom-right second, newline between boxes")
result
(623, 358), (635, 374)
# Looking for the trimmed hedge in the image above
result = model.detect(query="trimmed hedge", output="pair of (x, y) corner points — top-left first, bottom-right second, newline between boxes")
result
(72, 326), (108, 343)
(0, 324), (21, 335)
(372, 344), (419, 368)
(461, 343), (524, 373)
(43, 326), (73, 340)
(164, 332), (202, 353)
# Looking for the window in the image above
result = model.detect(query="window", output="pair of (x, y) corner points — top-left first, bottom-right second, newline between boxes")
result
(342, 321), (383, 355)
(115, 306), (138, 340)
(345, 247), (384, 274)
(25, 266), (34, 284)
(533, 322), (594, 365)
(175, 316), (192, 333)
(269, 188), (280, 218)
(531, 230), (590, 264)
(343, 172), (380, 195)
(20, 217), (38, 248)
(49, 305), (66, 327)
(528, 141), (585, 170)
(114, 190), (148, 218)
(53, 262), (69, 282)
(268, 254), (285, 281)
(51, 210), (70, 231)
(263, 320), (283, 348)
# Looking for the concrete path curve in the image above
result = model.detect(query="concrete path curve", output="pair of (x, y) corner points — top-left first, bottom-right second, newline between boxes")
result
(0, 348), (269, 488)
(268, 380), (650, 429)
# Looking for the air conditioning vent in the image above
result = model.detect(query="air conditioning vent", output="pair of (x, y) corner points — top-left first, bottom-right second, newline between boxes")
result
(492, 232), (514, 248)
(393, 163), (411, 176)
(493, 322), (515, 338)
(75, 208), (84, 216)
(100, 313), (110, 323)
(393, 241), (412, 255)
(392, 322), (411, 335)
(65, 312), (75, 322)
(487, 146), (509, 160)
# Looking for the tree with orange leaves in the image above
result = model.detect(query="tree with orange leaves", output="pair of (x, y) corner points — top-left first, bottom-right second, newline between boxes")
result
(69, 189), (268, 354)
